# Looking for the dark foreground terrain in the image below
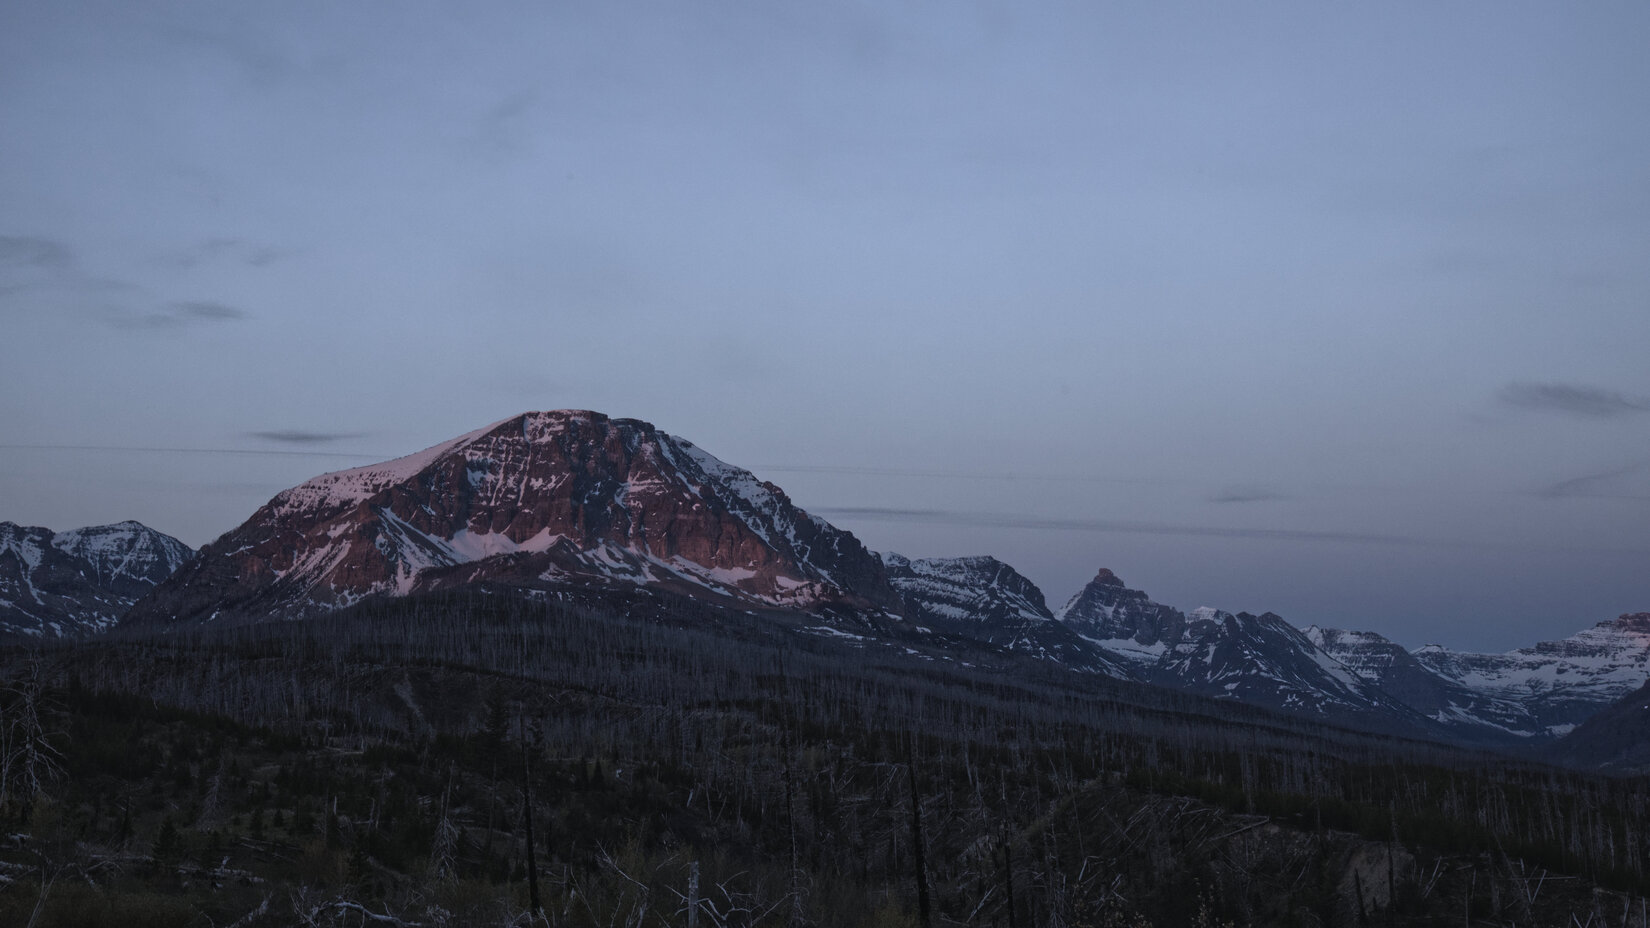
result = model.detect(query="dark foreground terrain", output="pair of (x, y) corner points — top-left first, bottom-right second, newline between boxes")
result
(3, 588), (1648, 927)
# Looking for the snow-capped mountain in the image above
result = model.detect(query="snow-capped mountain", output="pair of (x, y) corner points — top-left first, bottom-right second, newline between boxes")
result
(0, 520), (192, 637)
(125, 411), (903, 625)
(883, 553), (1052, 628)
(1303, 627), (1539, 741)
(96, 407), (1646, 754)
(1055, 570), (1420, 726)
(1408, 613), (1650, 738)
(881, 554), (1131, 673)
(1057, 568), (1189, 666)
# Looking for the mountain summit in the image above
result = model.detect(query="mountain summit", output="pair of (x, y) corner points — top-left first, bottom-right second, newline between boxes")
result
(127, 411), (901, 624)
(0, 520), (192, 637)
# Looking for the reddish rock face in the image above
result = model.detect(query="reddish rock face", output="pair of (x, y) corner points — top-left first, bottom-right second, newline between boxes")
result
(1088, 568), (1123, 587)
(128, 411), (902, 624)
(1613, 613), (1650, 633)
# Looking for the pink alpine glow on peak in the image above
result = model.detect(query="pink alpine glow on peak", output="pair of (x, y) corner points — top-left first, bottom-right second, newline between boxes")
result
(127, 411), (901, 624)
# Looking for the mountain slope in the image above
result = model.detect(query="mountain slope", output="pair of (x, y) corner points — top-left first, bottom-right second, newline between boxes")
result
(1550, 677), (1650, 771)
(881, 554), (1131, 673)
(125, 411), (903, 625)
(1056, 570), (1425, 728)
(0, 520), (192, 637)
(1304, 626), (1549, 742)
(1409, 613), (1650, 738)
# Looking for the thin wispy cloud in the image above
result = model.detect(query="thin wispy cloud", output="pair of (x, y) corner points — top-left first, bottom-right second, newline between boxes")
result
(813, 506), (1633, 554)
(0, 443), (382, 461)
(1208, 486), (1286, 504)
(110, 300), (249, 329)
(0, 235), (74, 269)
(815, 506), (1414, 546)
(159, 238), (291, 269)
(247, 430), (365, 444)
(756, 463), (1178, 487)
(1498, 382), (1650, 418)
(474, 90), (539, 156)
(173, 300), (245, 320)
(0, 234), (138, 300)
(1535, 462), (1650, 502)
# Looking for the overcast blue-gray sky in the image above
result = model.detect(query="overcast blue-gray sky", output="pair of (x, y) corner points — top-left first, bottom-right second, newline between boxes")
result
(3, 1), (1646, 651)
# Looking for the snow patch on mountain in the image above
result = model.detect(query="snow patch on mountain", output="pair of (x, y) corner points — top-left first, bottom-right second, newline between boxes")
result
(1408, 614), (1650, 737)
(1, 520), (192, 637)
(128, 411), (903, 626)
(273, 419), (510, 516)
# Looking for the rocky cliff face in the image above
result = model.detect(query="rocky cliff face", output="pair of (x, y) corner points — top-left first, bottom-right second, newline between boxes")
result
(1054, 570), (1415, 725)
(1407, 613), (1650, 738)
(126, 411), (902, 624)
(1056, 568), (1188, 662)
(883, 553), (1054, 628)
(881, 554), (1129, 673)
(1304, 627), (1537, 741)
(0, 520), (192, 636)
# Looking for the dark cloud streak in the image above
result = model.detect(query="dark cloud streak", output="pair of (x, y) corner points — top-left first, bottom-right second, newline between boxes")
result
(1208, 486), (1286, 504)
(159, 238), (291, 269)
(811, 506), (1623, 554)
(0, 235), (74, 269)
(109, 300), (249, 329)
(1535, 462), (1650, 502)
(474, 90), (538, 155)
(0, 443), (381, 460)
(1498, 382), (1650, 418)
(0, 234), (141, 302)
(247, 430), (365, 444)
(816, 505), (1415, 546)
(756, 463), (1176, 486)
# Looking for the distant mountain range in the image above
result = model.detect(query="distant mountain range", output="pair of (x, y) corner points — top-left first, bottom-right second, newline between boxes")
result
(11, 410), (1648, 759)
(0, 520), (192, 637)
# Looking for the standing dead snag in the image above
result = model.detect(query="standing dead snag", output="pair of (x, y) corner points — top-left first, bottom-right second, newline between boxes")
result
(429, 766), (458, 882)
(908, 750), (932, 928)
(783, 727), (804, 924)
(1002, 818), (1018, 928)
(520, 717), (542, 920)
(778, 653), (806, 924)
(687, 859), (701, 928)
(1, 662), (65, 822)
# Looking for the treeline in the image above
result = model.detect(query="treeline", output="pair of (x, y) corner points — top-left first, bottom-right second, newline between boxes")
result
(0, 587), (1647, 926)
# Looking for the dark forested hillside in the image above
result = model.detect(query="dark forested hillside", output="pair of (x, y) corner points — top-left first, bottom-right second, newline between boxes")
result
(3, 588), (1649, 926)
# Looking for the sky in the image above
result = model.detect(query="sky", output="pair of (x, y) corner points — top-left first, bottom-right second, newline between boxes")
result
(2, 1), (1647, 652)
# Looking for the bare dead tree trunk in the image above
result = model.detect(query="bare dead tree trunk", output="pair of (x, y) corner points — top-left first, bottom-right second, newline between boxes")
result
(430, 765), (457, 882)
(784, 729), (803, 925)
(1003, 819), (1018, 928)
(908, 752), (932, 928)
(521, 717), (542, 920)
(688, 860), (700, 928)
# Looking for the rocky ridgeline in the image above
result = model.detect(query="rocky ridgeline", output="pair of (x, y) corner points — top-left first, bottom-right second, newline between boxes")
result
(0, 520), (192, 637)
(11, 409), (1644, 753)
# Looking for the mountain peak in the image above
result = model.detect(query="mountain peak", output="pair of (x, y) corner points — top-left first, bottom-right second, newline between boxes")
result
(2, 520), (192, 637)
(1609, 613), (1650, 634)
(127, 410), (901, 625)
(1090, 567), (1124, 587)
(1057, 567), (1184, 645)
